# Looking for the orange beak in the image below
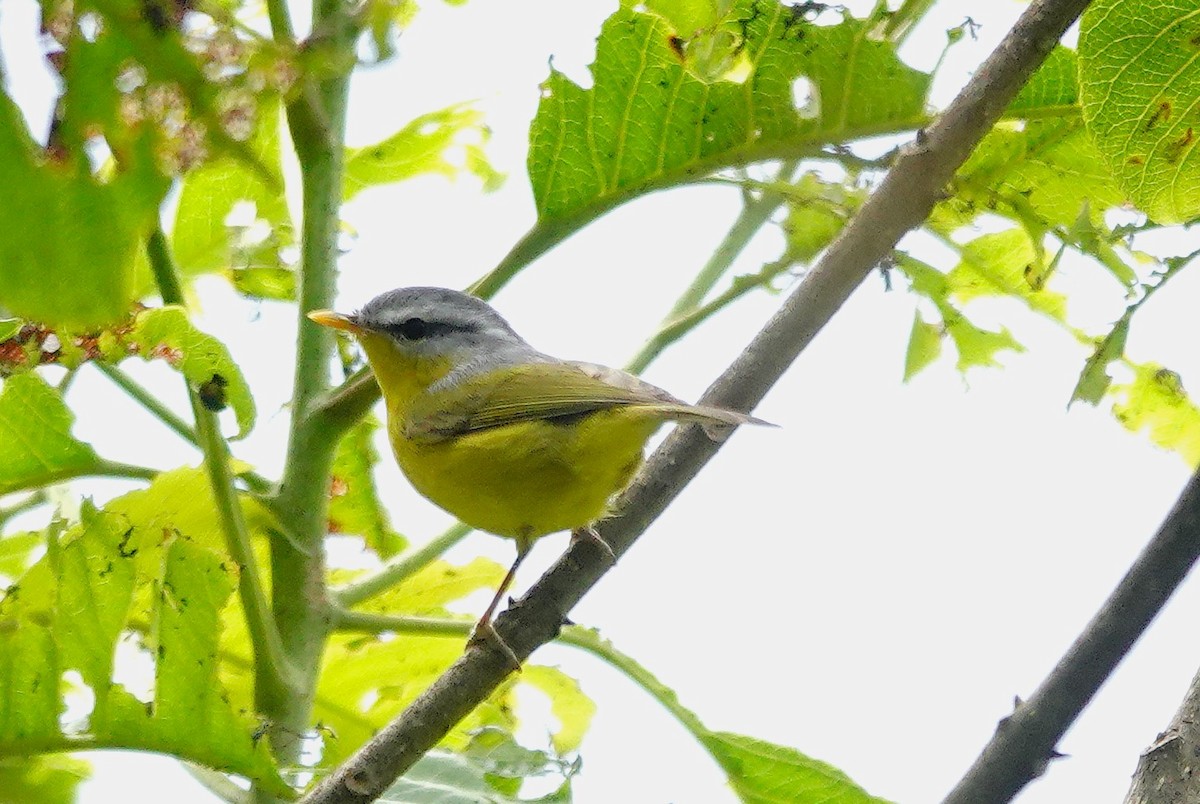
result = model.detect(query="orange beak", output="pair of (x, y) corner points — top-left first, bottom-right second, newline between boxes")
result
(307, 310), (364, 334)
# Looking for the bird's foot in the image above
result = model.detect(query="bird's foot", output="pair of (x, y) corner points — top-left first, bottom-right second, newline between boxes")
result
(571, 526), (615, 563)
(468, 619), (523, 673)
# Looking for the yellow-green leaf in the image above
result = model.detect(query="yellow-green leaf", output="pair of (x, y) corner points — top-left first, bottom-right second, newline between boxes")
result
(0, 375), (101, 495)
(1079, 0), (1200, 223)
(127, 307), (256, 438)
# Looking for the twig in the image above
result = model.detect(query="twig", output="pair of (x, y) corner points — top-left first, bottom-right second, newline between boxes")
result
(298, 0), (1091, 801)
(331, 522), (474, 608)
(94, 361), (200, 446)
(944, 465), (1200, 804)
(146, 228), (303, 708)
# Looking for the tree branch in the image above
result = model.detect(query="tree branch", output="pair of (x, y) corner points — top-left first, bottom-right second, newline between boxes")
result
(298, 0), (1090, 801)
(1123, 661), (1200, 803)
(945, 465), (1200, 804)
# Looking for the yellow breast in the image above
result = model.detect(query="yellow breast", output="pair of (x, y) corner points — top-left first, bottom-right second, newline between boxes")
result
(391, 407), (659, 540)
(358, 331), (662, 541)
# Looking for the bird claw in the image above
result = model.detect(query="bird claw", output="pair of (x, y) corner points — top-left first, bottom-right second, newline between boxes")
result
(469, 619), (523, 672)
(572, 526), (615, 563)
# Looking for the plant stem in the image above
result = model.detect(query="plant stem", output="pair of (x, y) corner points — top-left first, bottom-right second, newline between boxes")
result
(91, 459), (162, 482)
(306, 368), (381, 450)
(266, 0), (357, 782)
(626, 161), (797, 375)
(94, 361), (275, 494)
(0, 489), (49, 528)
(95, 361), (199, 446)
(332, 522), (475, 608)
(146, 227), (301, 709)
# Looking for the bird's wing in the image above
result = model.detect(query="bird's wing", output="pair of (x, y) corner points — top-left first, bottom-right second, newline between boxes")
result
(406, 361), (686, 441)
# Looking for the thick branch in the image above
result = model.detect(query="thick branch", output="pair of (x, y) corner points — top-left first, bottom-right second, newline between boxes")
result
(299, 1), (1089, 801)
(945, 466), (1200, 804)
(1123, 662), (1200, 803)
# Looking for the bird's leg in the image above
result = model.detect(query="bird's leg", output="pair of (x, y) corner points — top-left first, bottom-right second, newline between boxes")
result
(469, 541), (530, 671)
(571, 525), (615, 563)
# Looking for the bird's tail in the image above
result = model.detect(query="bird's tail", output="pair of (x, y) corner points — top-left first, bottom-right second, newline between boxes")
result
(650, 403), (775, 441)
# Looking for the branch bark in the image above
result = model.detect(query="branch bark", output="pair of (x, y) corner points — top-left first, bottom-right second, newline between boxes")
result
(300, 1), (1091, 801)
(944, 466), (1200, 804)
(1123, 660), (1200, 804)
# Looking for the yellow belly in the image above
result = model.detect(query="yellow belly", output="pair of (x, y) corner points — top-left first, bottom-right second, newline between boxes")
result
(391, 409), (662, 541)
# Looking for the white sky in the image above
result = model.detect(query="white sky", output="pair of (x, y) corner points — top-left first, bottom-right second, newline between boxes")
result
(5, 1), (1200, 803)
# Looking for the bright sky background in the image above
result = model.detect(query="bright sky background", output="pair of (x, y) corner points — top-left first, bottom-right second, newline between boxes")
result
(5, 0), (1200, 802)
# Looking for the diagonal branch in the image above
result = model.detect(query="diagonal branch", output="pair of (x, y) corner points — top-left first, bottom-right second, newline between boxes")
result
(299, 1), (1091, 801)
(945, 464), (1200, 803)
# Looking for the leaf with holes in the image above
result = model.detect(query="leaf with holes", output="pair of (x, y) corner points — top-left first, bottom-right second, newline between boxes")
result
(0, 506), (287, 793)
(471, 0), (930, 293)
(1079, 0), (1200, 223)
(344, 104), (502, 201)
(1113, 363), (1200, 464)
(898, 255), (1027, 375)
(1071, 314), (1130, 406)
(172, 103), (294, 287)
(0, 91), (163, 329)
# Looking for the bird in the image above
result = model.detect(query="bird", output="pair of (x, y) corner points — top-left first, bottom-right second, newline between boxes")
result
(309, 286), (769, 666)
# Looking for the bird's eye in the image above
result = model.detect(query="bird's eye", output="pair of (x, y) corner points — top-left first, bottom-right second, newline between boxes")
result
(396, 317), (428, 340)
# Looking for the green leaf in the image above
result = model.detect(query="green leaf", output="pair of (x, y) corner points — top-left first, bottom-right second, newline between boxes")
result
(127, 307), (256, 438)
(172, 103), (294, 283)
(527, 1), (928, 227)
(1071, 315), (1130, 406)
(473, 0), (933, 295)
(0, 755), (90, 804)
(328, 417), (406, 558)
(903, 310), (942, 381)
(344, 104), (503, 201)
(0, 502), (288, 793)
(947, 230), (1067, 320)
(520, 666), (596, 754)
(354, 557), (506, 617)
(944, 118), (1124, 234)
(0, 91), (163, 330)
(1007, 45), (1079, 116)
(0, 375), (101, 495)
(380, 736), (574, 803)
(0, 531), (43, 579)
(313, 630), (519, 767)
(1113, 363), (1200, 465)
(781, 174), (864, 263)
(1079, 0), (1200, 223)
(897, 255), (1026, 375)
(702, 731), (893, 804)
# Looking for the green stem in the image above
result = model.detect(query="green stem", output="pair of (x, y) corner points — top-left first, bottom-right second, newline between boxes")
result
(332, 522), (475, 608)
(95, 362), (199, 446)
(883, 0), (936, 45)
(182, 762), (252, 804)
(265, 0), (356, 780)
(145, 228), (301, 708)
(306, 368), (381, 449)
(91, 459), (162, 482)
(626, 161), (797, 375)
(94, 362), (275, 494)
(557, 626), (708, 737)
(0, 489), (49, 528)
